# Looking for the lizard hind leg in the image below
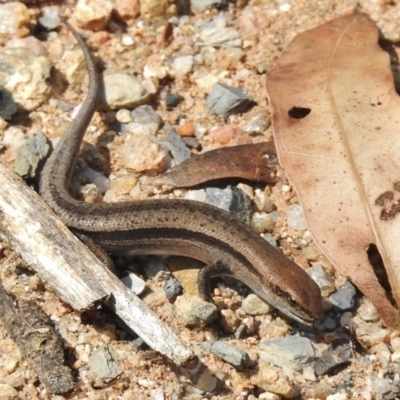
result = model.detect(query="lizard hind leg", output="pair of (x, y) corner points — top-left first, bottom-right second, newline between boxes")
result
(197, 261), (233, 303)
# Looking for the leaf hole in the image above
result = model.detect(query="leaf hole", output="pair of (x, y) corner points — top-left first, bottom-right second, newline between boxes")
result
(367, 244), (394, 304)
(288, 106), (311, 119)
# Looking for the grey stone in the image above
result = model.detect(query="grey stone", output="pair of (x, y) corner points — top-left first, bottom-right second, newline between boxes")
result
(173, 294), (217, 327)
(88, 345), (122, 381)
(38, 6), (61, 30)
(259, 336), (316, 371)
(322, 317), (337, 331)
(262, 233), (277, 247)
(242, 294), (272, 316)
(307, 263), (335, 297)
(202, 340), (252, 368)
(150, 387), (165, 400)
(329, 280), (356, 311)
(164, 277), (183, 299)
(0, 87), (17, 120)
(165, 93), (183, 109)
(366, 376), (398, 399)
(287, 204), (307, 231)
(131, 104), (161, 127)
(102, 72), (149, 109)
(205, 185), (252, 224)
(314, 339), (352, 376)
(206, 83), (252, 118)
(120, 273), (146, 295)
(243, 113), (269, 134)
(199, 27), (241, 48)
(0, 47), (52, 111)
(159, 124), (191, 165)
(195, 370), (218, 392)
(13, 132), (51, 178)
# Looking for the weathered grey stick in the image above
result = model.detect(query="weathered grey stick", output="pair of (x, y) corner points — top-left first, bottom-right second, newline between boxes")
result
(0, 284), (74, 393)
(0, 163), (193, 366)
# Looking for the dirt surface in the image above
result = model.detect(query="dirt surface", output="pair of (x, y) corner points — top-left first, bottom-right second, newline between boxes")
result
(1, 1), (400, 399)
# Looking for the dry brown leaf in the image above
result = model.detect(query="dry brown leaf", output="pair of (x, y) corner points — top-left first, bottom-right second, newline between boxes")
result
(266, 13), (400, 328)
(155, 143), (279, 187)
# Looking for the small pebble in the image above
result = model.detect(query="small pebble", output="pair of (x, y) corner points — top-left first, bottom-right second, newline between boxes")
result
(123, 122), (158, 136)
(107, 173), (137, 197)
(254, 189), (274, 212)
(119, 133), (169, 173)
(163, 277), (183, 300)
(165, 93), (184, 109)
(140, 0), (177, 23)
(199, 27), (241, 48)
(0, 47), (52, 111)
(356, 324), (390, 347)
(114, 0), (140, 20)
(357, 301), (380, 323)
(302, 365), (317, 381)
(0, 2), (30, 38)
(205, 185), (252, 224)
(243, 112), (269, 134)
(259, 336), (316, 371)
(305, 382), (334, 399)
(329, 280), (356, 311)
(366, 376), (396, 399)
(159, 124), (191, 165)
(208, 125), (248, 145)
(171, 55), (193, 77)
(287, 204), (307, 231)
(176, 120), (195, 137)
(120, 273), (146, 295)
(251, 212), (275, 233)
(206, 83), (252, 118)
(314, 339), (352, 376)
(185, 189), (206, 202)
(116, 109), (132, 124)
(195, 370), (218, 392)
(219, 309), (241, 333)
(307, 263), (335, 297)
(131, 104), (161, 127)
(81, 168), (110, 194)
(38, 6), (61, 30)
(88, 345), (122, 381)
(150, 387), (165, 400)
(74, 0), (112, 31)
(258, 392), (281, 400)
(102, 73), (149, 109)
(0, 86), (17, 120)
(252, 363), (296, 398)
(13, 132), (51, 179)
(262, 234), (277, 247)
(242, 294), (273, 316)
(322, 317), (337, 330)
(202, 340), (252, 368)
(195, 73), (218, 90)
(121, 34), (135, 46)
(172, 294), (217, 327)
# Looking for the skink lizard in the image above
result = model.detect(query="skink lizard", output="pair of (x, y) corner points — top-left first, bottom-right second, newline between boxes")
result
(39, 18), (322, 326)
